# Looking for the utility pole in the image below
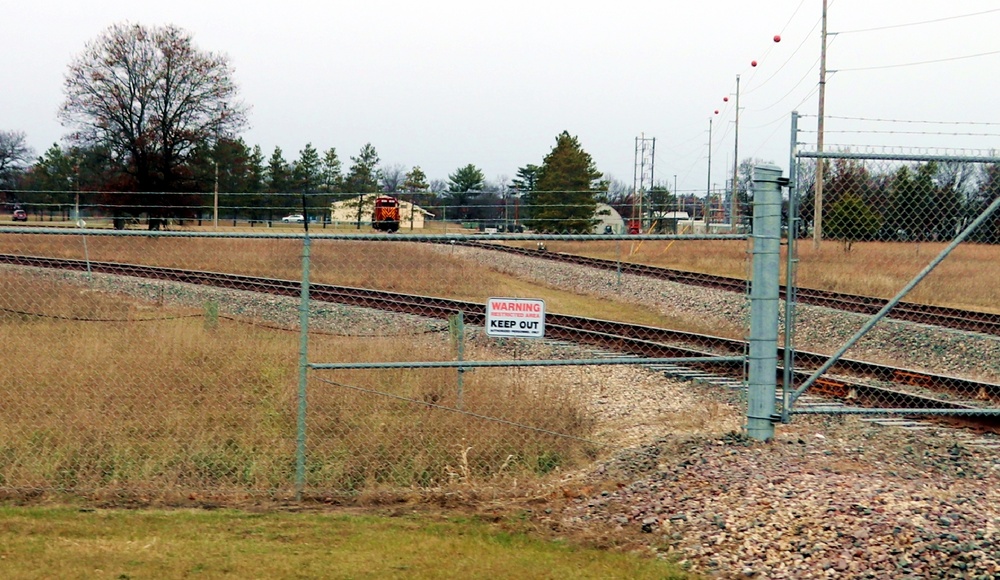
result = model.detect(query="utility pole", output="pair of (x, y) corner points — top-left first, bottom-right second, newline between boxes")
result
(731, 74), (741, 231)
(813, 0), (828, 249)
(214, 103), (226, 230)
(707, 116), (713, 222)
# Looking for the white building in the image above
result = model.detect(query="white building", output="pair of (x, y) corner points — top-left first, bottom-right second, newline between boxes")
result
(593, 203), (625, 234)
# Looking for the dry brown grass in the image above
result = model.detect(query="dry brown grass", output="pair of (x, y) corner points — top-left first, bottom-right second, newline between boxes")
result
(0, 273), (596, 496)
(532, 238), (1000, 313)
(3, 233), (730, 335)
(10, 228), (998, 313)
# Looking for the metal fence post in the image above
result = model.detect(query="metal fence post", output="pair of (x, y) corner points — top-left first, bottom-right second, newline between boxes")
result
(782, 112), (800, 423)
(452, 311), (465, 409)
(295, 235), (311, 501)
(747, 165), (783, 441)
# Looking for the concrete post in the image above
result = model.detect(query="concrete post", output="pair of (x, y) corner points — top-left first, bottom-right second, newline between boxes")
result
(747, 165), (783, 441)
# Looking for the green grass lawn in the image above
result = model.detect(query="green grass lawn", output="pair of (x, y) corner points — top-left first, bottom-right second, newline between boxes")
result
(0, 506), (691, 579)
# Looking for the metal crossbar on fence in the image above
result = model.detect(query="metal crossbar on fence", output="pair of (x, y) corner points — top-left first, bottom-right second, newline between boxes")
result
(785, 120), (1000, 422)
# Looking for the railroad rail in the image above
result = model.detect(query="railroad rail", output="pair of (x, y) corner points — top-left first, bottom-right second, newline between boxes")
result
(455, 240), (1000, 337)
(4, 253), (1000, 427)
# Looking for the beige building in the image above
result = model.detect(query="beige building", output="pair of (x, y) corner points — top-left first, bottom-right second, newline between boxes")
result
(329, 195), (435, 229)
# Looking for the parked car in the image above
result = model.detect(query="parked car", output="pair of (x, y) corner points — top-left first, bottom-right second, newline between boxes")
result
(12, 209), (27, 222)
(281, 214), (304, 223)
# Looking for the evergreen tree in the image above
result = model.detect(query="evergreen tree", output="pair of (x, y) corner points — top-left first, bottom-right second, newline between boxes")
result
(292, 143), (322, 193)
(266, 146), (292, 218)
(321, 148), (343, 193)
(246, 145), (267, 222)
(344, 143), (380, 228)
(526, 131), (602, 233)
(345, 143), (380, 193)
(447, 164), (485, 219)
(401, 166), (430, 229)
(248, 145), (266, 193)
(19, 144), (75, 219)
(887, 165), (937, 241)
(200, 137), (255, 222)
(825, 194), (882, 251)
(448, 164), (485, 192)
(403, 166), (429, 192)
(511, 164), (540, 194)
(267, 146), (291, 192)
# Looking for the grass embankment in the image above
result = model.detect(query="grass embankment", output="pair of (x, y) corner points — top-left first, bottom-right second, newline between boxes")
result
(0, 506), (691, 579)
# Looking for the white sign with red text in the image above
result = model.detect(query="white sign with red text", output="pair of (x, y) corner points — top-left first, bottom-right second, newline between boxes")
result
(486, 297), (545, 338)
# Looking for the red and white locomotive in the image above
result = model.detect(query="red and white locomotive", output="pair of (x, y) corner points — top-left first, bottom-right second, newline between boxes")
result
(372, 195), (400, 232)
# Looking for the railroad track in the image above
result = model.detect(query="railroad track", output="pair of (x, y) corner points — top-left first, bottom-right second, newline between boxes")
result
(455, 240), (1000, 337)
(4, 253), (1000, 428)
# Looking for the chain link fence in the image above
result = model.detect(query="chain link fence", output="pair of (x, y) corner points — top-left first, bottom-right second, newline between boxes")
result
(0, 197), (754, 501)
(784, 145), (1000, 421)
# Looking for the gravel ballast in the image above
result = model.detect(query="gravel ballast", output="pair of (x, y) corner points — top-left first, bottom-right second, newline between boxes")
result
(445, 246), (1000, 578)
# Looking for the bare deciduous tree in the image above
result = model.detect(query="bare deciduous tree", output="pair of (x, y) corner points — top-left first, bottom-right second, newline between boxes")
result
(378, 163), (406, 192)
(59, 22), (247, 195)
(0, 130), (33, 187)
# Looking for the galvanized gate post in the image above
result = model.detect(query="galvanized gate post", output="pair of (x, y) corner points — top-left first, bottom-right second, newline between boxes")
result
(747, 165), (783, 441)
(782, 112), (800, 423)
(295, 235), (311, 500)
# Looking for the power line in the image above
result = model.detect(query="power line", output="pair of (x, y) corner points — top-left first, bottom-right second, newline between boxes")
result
(748, 56), (819, 113)
(744, 1), (820, 97)
(837, 49), (1000, 72)
(805, 129), (1000, 138)
(835, 8), (1000, 34)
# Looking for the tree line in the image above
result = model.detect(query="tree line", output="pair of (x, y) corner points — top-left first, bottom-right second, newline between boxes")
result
(795, 157), (1000, 247)
(0, 22), (620, 233)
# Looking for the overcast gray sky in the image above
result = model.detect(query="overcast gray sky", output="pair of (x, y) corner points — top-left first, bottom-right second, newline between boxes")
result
(5, 1), (1000, 194)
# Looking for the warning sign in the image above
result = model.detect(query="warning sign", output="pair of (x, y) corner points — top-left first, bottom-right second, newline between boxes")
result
(486, 297), (545, 338)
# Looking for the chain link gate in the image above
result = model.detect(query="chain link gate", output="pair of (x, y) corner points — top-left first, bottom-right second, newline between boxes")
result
(783, 127), (1000, 425)
(1, 199), (761, 502)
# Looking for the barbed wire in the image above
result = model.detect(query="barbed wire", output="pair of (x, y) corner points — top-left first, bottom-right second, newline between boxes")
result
(799, 129), (1000, 138)
(794, 144), (1000, 157)
(815, 115), (1000, 127)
